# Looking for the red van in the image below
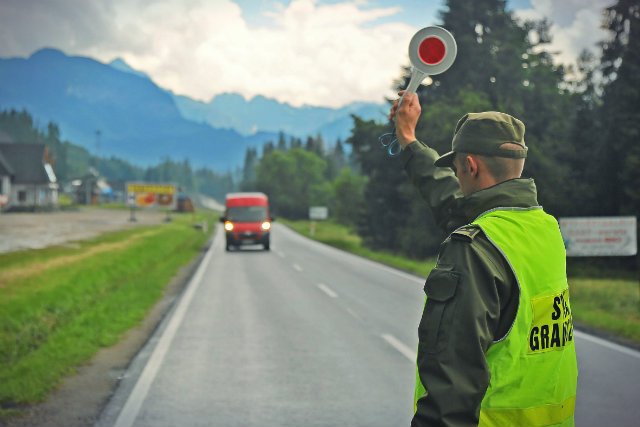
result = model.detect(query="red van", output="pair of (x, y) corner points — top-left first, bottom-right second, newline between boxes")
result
(221, 192), (273, 251)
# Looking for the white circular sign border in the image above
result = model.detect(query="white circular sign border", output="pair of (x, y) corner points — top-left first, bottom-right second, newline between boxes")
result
(408, 26), (457, 76)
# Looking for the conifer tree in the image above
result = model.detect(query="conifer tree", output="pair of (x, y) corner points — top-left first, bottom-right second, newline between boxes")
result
(241, 147), (258, 190)
(599, 0), (640, 215)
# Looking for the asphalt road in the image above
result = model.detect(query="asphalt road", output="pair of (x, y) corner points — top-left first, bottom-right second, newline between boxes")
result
(97, 223), (640, 427)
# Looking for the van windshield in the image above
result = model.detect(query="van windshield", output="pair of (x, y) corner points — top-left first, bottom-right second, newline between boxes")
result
(227, 206), (267, 222)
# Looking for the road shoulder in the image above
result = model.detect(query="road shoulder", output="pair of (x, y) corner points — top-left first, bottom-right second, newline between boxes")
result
(0, 242), (210, 427)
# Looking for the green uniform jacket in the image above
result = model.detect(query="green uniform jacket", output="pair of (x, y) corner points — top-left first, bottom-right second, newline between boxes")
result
(401, 140), (541, 427)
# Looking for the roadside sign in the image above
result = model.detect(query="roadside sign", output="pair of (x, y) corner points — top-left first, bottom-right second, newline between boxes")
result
(559, 216), (637, 256)
(125, 182), (177, 209)
(309, 206), (329, 221)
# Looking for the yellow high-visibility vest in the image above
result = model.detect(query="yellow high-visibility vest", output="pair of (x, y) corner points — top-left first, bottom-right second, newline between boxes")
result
(414, 207), (578, 426)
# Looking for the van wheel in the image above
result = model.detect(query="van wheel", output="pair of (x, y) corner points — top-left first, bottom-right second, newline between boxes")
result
(225, 243), (231, 251)
(264, 242), (270, 251)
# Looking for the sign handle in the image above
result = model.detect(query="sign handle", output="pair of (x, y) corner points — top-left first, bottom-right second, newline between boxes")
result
(398, 67), (428, 109)
(386, 68), (429, 155)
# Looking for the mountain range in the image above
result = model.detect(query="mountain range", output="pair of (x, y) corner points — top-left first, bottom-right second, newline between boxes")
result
(172, 93), (385, 143)
(0, 48), (385, 170)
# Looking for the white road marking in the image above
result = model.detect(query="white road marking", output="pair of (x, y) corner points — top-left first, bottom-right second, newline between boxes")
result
(293, 263), (303, 272)
(381, 334), (416, 362)
(575, 330), (640, 360)
(346, 307), (363, 322)
(275, 250), (285, 258)
(113, 228), (220, 427)
(278, 224), (424, 285)
(317, 283), (338, 298)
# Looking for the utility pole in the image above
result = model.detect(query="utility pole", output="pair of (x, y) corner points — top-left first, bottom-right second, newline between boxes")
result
(95, 130), (101, 170)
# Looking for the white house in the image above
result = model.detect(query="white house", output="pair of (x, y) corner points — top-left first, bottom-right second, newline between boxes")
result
(0, 143), (58, 211)
(0, 150), (11, 208)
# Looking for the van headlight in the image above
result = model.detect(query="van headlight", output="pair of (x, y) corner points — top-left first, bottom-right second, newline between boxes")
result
(224, 221), (234, 231)
(261, 221), (271, 231)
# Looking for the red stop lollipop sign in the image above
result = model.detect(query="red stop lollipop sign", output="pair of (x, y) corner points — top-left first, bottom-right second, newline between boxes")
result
(401, 26), (457, 99)
(385, 27), (456, 156)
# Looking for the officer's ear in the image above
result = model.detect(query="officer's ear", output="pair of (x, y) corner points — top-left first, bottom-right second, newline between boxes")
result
(466, 155), (480, 178)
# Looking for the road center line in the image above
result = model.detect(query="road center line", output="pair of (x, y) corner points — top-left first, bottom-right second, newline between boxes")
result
(317, 283), (338, 298)
(280, 224), (424, 285)
(293, 263), (303, 272)
(346, 307), (363, 322)
(381, 334), (416, 362)
(574, 330), (640, 360)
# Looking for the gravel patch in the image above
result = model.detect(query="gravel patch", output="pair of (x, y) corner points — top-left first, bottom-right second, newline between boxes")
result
(0, 208), (168, 254)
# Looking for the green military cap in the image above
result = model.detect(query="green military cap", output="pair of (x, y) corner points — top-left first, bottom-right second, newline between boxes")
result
(434, 112), (528, 167)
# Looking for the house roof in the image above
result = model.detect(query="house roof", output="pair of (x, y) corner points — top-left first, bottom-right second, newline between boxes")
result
(0, 143), (55, 184)
(0, 150), (13, 176)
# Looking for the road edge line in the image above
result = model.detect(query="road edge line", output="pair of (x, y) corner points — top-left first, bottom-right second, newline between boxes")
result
(381, 334), (417, 362)
(574, 330), (640, 359)
(112, 227), (221, 427)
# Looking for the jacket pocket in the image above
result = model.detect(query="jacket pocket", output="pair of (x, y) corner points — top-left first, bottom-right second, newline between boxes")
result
(419, 267), (460, 354)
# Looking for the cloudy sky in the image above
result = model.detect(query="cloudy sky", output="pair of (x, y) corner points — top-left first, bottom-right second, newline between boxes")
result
(0, 0), (612, 108)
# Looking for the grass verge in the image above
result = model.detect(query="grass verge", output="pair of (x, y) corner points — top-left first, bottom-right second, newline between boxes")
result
(0, 212), (216, 415)
(281, 219), (640, 345)
(569, 277), (639, 343)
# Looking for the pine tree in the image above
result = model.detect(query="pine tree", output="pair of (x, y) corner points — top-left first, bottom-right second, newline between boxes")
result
(599, 0), (640, 215)
(326, 139), (347, 180)
(262, 141), (275, 157)
(418, 0), (575, 215)
(241, 147), (258, 190)
(277, 131), (287, 151)
(432, 0), (531, 112)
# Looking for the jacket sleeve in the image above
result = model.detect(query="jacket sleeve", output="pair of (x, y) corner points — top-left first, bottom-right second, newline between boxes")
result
(400, 140), (465, 233)
(412, 234), (514, 427)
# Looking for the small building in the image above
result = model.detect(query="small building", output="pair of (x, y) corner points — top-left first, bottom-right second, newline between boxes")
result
(0, 143), (59, 211)
(70, 167), (115, 205)
(0, 150), (12, 208)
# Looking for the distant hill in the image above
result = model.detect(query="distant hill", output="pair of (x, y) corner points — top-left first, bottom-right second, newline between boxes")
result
(107, 58), (386, 143)
(0, 48), (278, 170)
(0, 49), (386, 170)
(108, 58), (150, 80)
(171, 92), (386, 143)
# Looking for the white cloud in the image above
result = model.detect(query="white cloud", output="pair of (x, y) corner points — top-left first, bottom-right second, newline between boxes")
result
(0, 0), (415, 108)
(0, 0), (611, 107)
(514, 0), (610, 68)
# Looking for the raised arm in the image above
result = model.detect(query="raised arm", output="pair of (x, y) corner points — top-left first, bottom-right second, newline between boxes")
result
(390, 92), (465, 232)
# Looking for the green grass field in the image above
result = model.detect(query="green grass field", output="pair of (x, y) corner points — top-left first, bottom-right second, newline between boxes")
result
(282, 219), (640, 344)
(0, 212), (215, 414)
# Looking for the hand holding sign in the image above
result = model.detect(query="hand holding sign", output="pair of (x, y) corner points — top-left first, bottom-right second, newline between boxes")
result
(380, 26), (457, 156)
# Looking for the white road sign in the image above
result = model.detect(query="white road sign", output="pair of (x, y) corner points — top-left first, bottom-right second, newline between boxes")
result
(559, 216), (637, 257)
(309, 206), (329, 221)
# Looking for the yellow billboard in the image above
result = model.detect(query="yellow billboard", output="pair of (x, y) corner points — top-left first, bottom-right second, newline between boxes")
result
(126, 182), (177, 208)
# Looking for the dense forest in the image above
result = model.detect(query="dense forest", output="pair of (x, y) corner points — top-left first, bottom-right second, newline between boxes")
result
(241, 0), (639, 261)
